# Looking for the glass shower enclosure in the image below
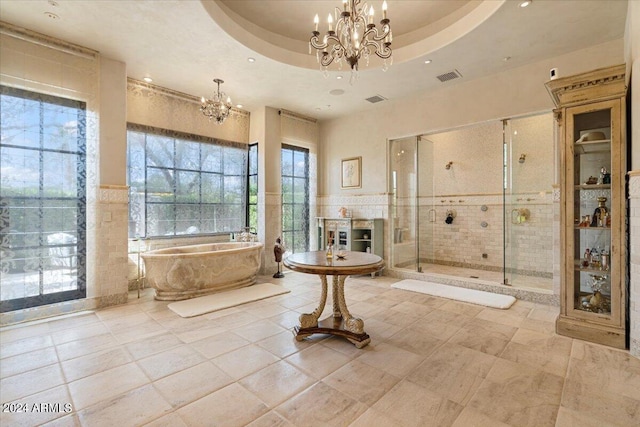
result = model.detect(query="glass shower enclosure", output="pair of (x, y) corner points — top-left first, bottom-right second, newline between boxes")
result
(389, 113), (554, 292)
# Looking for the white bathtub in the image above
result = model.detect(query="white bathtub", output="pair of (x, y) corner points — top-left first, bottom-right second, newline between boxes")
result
(141, 242), (264, 301)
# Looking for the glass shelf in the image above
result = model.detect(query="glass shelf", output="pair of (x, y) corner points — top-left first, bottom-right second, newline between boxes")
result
(547, 64), (626, 348)
(574, 184), (611, 190)
(573, 139), (610, 154)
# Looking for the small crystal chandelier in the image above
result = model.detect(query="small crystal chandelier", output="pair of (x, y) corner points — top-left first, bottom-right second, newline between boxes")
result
(200, 78), (232, 125)
(310, 0), (392, 83)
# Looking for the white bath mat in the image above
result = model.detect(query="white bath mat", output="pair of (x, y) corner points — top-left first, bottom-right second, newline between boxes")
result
(168, 283), (290, 318)
(391, 279), (516, 309)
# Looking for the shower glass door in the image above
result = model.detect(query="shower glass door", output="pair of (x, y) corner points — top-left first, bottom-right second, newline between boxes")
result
(417, 136), (435, 273)
(390, 136), (418, 271)
(503, 113), (554, 290)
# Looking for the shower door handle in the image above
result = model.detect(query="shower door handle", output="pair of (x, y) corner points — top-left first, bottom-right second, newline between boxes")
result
(511, 209), (519, 224)
(428, 209), (436, 223)
(511, 208), (529, 224)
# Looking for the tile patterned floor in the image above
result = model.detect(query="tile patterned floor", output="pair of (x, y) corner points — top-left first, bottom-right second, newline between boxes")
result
(1, 272), (639, 426)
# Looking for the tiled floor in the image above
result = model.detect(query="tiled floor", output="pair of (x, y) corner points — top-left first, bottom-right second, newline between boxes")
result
(1, 272), (638, 426)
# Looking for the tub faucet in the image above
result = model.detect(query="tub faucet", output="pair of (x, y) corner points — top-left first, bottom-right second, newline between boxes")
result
(238, 227), (258, 242)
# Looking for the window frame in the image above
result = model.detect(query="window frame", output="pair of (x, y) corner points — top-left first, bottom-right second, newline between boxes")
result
(126, 123), (249, 238)
(281, 144), (310, 253)
(0, 85), (87, 312)
(247, 142), (258, 233)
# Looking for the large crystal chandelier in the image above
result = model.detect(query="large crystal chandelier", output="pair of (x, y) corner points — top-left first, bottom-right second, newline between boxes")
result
(200, 78), (232, 125)
(310, 0), (392, 82)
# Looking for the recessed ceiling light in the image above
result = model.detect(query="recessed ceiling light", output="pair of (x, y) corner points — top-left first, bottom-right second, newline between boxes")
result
(44, 12), (59, 20)
(329, 89), (345, 96)
(236, 104), (243, 109)
(519, 1), (531, 8)
(336, 75), (343, 80)
(247, 57), (256, 63)
(424, 59), (432, 64)
(143, 76), (153, 83)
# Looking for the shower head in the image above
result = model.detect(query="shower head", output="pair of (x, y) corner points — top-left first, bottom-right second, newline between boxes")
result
(519, 154), (526, 163)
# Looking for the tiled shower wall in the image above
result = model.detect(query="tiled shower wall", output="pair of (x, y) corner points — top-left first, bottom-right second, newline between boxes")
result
(629, 171), (640, 358)
(319, 191), (553, 278)
(420, 195), (552, 276)
(394, 194), (553, 276)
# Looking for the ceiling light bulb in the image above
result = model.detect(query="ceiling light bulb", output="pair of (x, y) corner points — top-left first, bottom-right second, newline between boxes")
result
(143, 76), (153, 83)
(336, 75), (343, 80)
(236, 104), (243, 109)
(424, 59), (432, 64)
(247, 57), (256, 63)
(519, 1), (531, 8)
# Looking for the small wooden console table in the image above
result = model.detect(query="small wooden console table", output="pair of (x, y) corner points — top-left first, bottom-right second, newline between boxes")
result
(283, 251), (384, 348)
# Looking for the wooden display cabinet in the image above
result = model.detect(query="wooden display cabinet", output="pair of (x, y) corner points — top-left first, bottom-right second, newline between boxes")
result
(316, 217), (384, 258)
(545, 64), (627, 348)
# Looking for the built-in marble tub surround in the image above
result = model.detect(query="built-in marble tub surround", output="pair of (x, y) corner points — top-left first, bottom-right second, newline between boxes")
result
(141, 242), (264, 300)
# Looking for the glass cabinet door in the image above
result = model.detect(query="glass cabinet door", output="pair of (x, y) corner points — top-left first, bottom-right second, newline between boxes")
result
(547, 64), (626, 349)
(566, 99), (621, 320)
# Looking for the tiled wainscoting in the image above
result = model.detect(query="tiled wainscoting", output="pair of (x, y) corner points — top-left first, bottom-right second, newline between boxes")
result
(629, 171), (640, 358)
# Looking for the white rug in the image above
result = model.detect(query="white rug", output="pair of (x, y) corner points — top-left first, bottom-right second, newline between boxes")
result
(391, 279), (516, 309)
(168, 283), (290, 318)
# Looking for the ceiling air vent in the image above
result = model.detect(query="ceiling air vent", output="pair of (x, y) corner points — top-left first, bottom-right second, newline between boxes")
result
(365, 94), (387, 103)
(436, 69), (462, 82)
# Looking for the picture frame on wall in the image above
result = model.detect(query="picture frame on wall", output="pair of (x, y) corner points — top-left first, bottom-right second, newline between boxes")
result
(341, 157), (361, 189)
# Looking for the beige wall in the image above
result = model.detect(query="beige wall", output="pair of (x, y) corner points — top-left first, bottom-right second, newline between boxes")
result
(319, 39), (624, 196)
(250, 107), (320, 273)
(100, 59), (127, 185)
(126, 79), (250, 144)
(624, 0), (639, 167)
(624, 0), (639, 359)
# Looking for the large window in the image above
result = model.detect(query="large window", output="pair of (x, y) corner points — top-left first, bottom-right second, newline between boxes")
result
(247, 143), (258, 232)
(127, 125), (248, 238)
(0, 86), (87, 312)
(281, 145), (309, 253)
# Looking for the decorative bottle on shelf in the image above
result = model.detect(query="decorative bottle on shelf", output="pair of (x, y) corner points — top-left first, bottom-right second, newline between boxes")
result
(326, 240), (333, 259)
(590, 197), (608, 227)
(582, 248), (591, 267)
